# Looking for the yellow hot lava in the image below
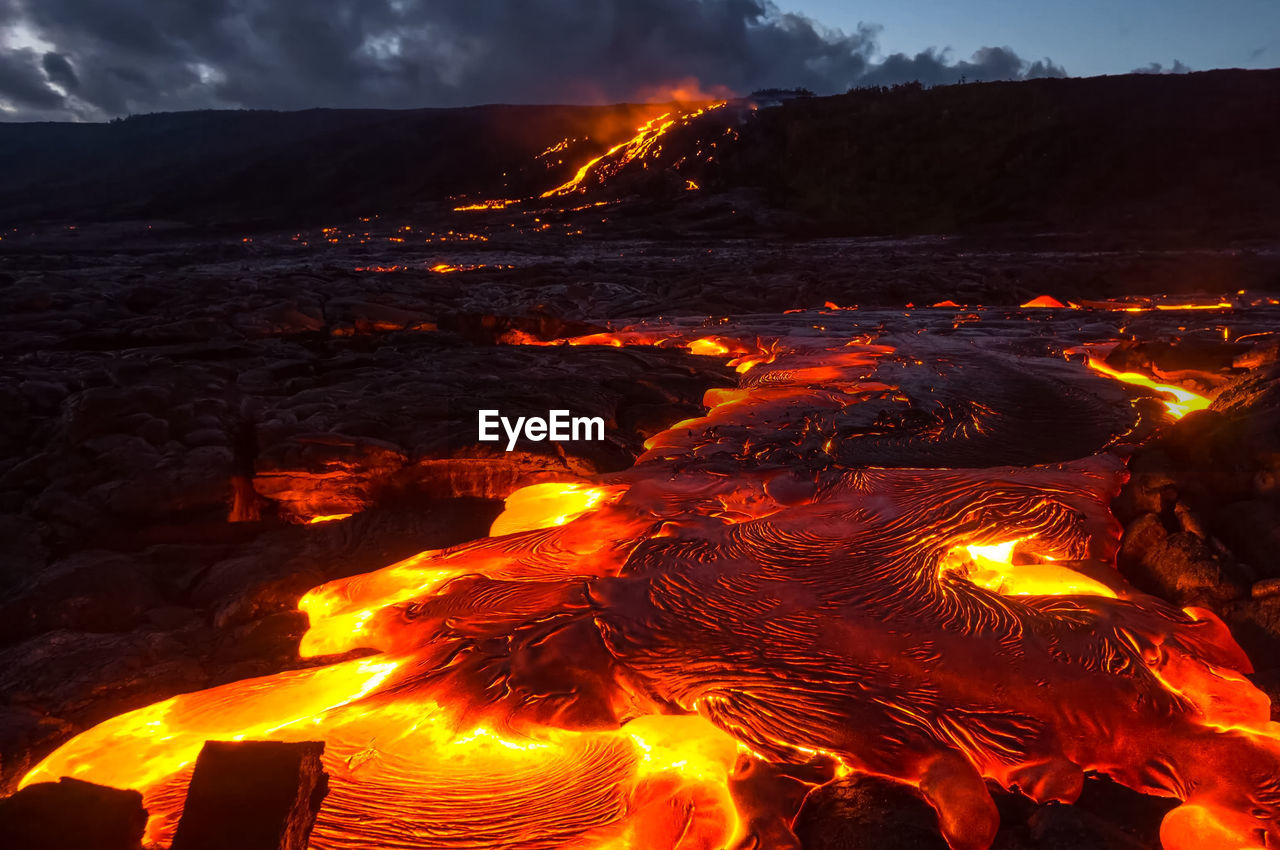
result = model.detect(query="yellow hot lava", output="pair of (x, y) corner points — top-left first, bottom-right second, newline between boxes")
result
(1086, 357), (1211, 419)
(942, 538), (1117, 598)
(489, 481), (626, 536)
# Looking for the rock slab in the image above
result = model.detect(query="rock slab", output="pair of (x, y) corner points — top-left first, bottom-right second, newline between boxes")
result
(0, 776), (146, 850)
(170, 740), (328, 850)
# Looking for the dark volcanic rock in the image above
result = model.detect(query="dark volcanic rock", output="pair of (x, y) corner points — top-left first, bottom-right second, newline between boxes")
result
(0, 707), (73, 794)
(988, 778), (1168, 850)
(1118, 515), (1247, 606)
(1116, 361), (1280, 621)
(0, 630), (208, 726)
(0, 777), (146, 850)
(1214, 499), (1280, 578)
(0, 550), (161, 647)
(793, 774), (948, 850)
(1223, 595), (1280, 663)
(170, 740), (328, 850)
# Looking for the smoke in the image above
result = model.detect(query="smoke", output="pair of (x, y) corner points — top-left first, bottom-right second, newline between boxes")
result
(1, 0), (1068, 122)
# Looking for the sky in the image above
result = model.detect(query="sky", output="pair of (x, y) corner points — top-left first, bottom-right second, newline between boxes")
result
(1, 0), (1277, 122)
(796, 0), (1278, 77)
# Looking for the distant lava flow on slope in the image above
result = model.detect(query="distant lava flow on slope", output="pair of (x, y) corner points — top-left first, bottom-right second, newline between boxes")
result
(23, 303), (1280, 850)
(451, 99), (733, 211)
(538, 101), (728, 198)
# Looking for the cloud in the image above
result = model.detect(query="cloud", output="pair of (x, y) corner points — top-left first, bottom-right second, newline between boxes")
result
(41, 51), (78, 90)
(1131, 59), (1192, 75)
(0, 0), (1069, 122)
(0, 47), (65, 109)
(857, 45), (1065, 88)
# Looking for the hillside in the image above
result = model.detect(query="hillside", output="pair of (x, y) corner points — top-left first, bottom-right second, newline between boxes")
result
(1, 69), (1279, 236)
(719, 69), (1280, 237)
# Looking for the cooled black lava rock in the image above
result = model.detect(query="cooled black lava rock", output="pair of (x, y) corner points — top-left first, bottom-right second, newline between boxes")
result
(793, 774), (948, 850)
(0, 777), (146, 850)
(170, 740), (328, 850)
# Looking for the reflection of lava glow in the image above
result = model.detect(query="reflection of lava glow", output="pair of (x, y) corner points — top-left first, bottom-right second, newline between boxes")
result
(1086, 357), (1211, 419)
(26, 312), (1280, 850)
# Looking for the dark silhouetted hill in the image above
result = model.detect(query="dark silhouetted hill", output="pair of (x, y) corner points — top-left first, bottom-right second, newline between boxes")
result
(2, 69), (1279, 236)
(0, 103), (666, 227)
(718, 69), (1280, 237)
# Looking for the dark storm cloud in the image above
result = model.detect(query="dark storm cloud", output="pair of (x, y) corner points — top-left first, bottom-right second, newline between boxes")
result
(0, 47), (65, 108)
(41, 51), (78, 90)
(1, 0), (1069, 121)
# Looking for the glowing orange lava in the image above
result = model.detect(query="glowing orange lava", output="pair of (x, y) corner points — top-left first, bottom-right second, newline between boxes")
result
(453, 199), (519, 211)
(1086, 356), (1211, 419)
(1021, 295), (1069, 308)
(23, 314), (1280, 850)
(541, 102), (726, 198)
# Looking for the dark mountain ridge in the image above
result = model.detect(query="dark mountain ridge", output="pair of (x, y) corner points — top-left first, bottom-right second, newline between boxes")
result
(2, 69), (1278, 237)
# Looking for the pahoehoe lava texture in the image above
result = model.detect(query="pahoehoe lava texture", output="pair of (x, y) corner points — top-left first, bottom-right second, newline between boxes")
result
(830, 354), (1137, 468)
(21, 316), (1280, 850)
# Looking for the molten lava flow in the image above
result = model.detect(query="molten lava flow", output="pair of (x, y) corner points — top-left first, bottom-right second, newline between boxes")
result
(541, 102), (727, 198)
(687, 336), (730, 356)
(489, 482), (628, 536)
(26, 310), (1280, 850)
(308, 513), (353, 524)
(1154, 301), (1234, 311)
(1086, 356), (1211, 419)
(940, 539), (1118, 598)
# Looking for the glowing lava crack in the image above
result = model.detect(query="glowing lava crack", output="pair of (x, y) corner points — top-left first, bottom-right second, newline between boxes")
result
(24, 316), (1280, 850)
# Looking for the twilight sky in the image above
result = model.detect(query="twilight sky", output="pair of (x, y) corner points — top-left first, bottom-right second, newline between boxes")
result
(1, 0), (1277, 122)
